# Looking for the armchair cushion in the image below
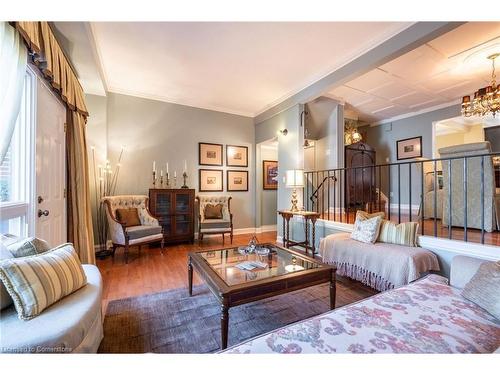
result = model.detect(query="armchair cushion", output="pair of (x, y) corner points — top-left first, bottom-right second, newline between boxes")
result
(116, 208), (141, 227)
(200, 219), (231, 230)
(125, 225), (162, 240)
(204, 204), (223, 219)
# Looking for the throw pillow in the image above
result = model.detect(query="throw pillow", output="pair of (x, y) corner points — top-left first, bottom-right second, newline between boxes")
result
(378, 220), (419, 247)
(0, 243), (87, 320)
(6, 237), (50, 258)
(116, 208), (141, 227)
(461, 261), (500, 321)
(350, 215), (383, 244)
(0, 242), (14, 310)
(355, 210), (385, 221)
(204, 204), (223, 219)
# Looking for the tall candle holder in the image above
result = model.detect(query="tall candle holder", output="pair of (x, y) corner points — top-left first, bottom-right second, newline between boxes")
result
(152, 171), (157, 188)
(173, 176), (177, 188)
(166, 172), (170, 188)
(159, 174), (164, 187)
(181, 172), (189, 188)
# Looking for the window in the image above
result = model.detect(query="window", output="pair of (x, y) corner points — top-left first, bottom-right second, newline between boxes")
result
(0, 69), (35, 238)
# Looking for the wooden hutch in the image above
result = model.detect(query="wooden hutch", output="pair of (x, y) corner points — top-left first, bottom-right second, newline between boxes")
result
(149, 188), (195, 245)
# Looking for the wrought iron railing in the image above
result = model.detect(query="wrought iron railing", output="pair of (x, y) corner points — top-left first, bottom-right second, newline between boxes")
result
(304, 152), (500, 245)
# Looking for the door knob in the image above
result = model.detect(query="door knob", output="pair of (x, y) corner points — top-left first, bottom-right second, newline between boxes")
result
(38, 209), (49, 217)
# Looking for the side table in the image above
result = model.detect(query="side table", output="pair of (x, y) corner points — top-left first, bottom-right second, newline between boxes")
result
(278, 210), (320, 258)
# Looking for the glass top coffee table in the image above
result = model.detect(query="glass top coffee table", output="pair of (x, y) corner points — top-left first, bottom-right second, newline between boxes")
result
(188, 243), (336, 349)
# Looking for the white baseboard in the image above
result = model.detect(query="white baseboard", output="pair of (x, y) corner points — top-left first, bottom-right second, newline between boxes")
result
(194, 225), (277, 239)
(389, 203), (420, 215)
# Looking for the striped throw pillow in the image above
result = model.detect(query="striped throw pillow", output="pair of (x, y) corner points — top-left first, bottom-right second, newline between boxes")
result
(0, 243), (87, 320)
(377, 220), (419, 247)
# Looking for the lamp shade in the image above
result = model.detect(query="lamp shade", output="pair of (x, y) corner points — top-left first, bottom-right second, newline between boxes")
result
(285, 169), (304, 187)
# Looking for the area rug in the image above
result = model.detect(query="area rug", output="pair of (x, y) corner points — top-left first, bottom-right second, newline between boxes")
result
(99, 281), (374, 353)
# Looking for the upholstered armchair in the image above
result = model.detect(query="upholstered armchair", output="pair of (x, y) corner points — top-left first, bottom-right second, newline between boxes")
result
(196, 195), (233, 245)
(102, 195), (164, 263)
(439, 142), (500, 232)
(422, 170), (444, 220)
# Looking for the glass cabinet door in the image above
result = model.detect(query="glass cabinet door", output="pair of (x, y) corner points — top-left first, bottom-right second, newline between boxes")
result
(175, 193), (190, 213)
(175, 215), (190, 235)
(155, 192), (172, 215)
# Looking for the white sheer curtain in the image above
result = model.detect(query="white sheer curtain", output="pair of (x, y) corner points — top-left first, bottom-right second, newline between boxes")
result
(0, 22), (27, 163)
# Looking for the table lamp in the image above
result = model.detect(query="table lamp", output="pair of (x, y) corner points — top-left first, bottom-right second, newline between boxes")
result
(285, 169), (304, 212)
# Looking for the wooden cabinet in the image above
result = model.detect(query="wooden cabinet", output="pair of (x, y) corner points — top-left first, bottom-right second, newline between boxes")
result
(344, 142), (376, 213)
(149, 189), (195, 244)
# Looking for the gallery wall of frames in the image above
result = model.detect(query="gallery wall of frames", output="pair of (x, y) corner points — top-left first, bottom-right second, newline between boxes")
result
(198, 142), (249, 192)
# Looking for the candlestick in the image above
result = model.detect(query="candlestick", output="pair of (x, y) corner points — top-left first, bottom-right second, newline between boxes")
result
(166, 162), (169, 174)
(153, 160), (156, 172)
(166, 172), (170, 187)
(152, 170), (157, 188)
(181, 171), (188, 189)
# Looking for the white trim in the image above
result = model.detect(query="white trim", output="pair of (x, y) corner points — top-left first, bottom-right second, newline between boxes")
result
(0, 202), (29, 219)
(389, 203), (420, 215)
(369, 99), (461, 127)
(255, 224), (277, 233)
(418, 235), (500, 261)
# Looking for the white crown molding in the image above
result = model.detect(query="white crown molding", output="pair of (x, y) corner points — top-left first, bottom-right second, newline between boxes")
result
(253, 22), (415, 118)
(107, 85), (254, 118)
(369, 99), (462, 127)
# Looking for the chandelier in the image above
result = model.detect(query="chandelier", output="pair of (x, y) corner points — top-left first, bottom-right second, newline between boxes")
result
(461, 53), (500, 117)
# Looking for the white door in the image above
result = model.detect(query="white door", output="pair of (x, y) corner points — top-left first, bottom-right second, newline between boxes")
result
(35, 78), (66, 247)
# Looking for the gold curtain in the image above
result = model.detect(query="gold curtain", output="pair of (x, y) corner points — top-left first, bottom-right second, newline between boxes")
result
(14, 21), (95, 264)
(66, 111), (96, 265)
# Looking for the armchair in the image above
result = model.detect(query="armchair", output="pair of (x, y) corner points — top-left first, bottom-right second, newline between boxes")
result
(102, 195), (164, 263)
(196, 195), (233, 245)
(439, 142), (500, 232)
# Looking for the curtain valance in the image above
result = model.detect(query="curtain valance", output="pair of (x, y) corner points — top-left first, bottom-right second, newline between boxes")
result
(14, 21), (88, 117)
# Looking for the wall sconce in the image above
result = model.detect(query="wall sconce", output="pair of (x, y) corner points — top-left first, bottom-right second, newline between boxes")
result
(279, 129), (288, 136)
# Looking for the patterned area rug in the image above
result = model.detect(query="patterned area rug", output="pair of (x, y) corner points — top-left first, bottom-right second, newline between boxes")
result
(99, 281), (374, 353)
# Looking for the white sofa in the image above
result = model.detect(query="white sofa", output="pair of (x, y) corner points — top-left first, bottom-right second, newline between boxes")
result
(0, 246), (103, 353)
(222, 256), (500, 354)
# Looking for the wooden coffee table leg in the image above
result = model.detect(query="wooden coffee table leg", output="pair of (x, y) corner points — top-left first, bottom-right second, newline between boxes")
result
(329, 270), (336, 309)
(188, 257), (193, 296)
(221, 302), (229, 349)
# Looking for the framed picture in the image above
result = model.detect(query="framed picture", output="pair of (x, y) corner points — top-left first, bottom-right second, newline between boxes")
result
(199, 169), (223, 192)
(226, 145), (248, 167)
(263, 160), (278, 190)
(199, 142), (223, 166)
(227, 170), (248, 192)
(396, 136), (422, 160)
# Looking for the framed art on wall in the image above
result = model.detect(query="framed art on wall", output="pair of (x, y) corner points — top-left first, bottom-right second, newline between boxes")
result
(396, 136), (422, 160)
(199, 142), (223, 166)
(199, 169), (223, 192)
(227, 170), (248, 192)
(226, 145), (248, 167)
(263, 160), (278, 190)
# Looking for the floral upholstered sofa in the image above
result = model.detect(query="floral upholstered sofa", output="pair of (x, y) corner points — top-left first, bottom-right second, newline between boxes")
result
(222, 256), (500, 354)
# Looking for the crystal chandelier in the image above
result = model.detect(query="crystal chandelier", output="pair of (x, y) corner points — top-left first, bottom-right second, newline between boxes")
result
(461, 53), (500, 117)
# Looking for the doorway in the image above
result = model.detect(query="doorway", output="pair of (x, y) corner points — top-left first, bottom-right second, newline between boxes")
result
(256, 138), (278, 232)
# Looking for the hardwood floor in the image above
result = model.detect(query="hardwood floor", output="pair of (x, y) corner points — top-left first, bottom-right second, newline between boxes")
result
(96, 231), (376, 314)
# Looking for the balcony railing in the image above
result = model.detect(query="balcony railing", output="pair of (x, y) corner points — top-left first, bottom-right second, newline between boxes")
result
(304, 152), (500, 245)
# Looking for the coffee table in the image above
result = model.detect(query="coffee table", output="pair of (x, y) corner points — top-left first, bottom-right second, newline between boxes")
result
(187, 243), (336, 349)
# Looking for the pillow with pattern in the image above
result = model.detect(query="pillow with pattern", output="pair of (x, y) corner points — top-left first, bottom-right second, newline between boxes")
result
(6, 237), (51, 258)
(350, 215), (383, 244)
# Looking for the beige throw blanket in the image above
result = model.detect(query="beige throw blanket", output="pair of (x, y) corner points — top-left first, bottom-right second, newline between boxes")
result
(319, 232), (440, 291)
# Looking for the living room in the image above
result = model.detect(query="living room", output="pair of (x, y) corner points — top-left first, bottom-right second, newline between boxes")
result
(1, 1), (499, 373)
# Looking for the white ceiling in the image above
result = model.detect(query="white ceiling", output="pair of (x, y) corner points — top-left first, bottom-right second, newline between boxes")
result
(328, 22), (500, 124)
(89, 22), (410, 117)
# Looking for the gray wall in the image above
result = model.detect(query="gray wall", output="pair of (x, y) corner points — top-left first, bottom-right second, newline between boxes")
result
(87, 92), (255, 238)
(256, 104), (303, 237)
(485, 126), (500, 152)
(361, 104), (461, 205)
(258, 146), (278, 226)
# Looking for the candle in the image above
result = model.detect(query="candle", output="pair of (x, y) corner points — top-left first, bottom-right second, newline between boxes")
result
(174, 171), (177, 178)
(160, 169), (163, 177)
(153, 161), (156, 172)
(166, 162), (169, 174)
(184, 160), (187, 172)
